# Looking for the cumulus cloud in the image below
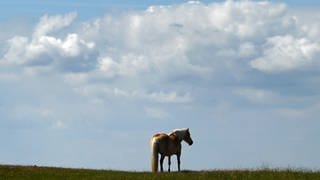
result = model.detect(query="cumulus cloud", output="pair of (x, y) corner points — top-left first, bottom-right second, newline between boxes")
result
(33, 12), (77, 38)
(1, 12), (95, 73)
(97, 54), (149, 78)
(1, 0), (320, 106)
(250, 35), (320, 72)
(71, 0), (297, 83)
(0, 1), (300, 75)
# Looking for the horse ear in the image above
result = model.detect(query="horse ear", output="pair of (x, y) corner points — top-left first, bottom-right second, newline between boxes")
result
(187, 128), (189, 131)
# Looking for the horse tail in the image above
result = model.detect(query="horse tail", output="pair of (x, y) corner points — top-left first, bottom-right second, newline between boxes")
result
(150, 137), (159, 172)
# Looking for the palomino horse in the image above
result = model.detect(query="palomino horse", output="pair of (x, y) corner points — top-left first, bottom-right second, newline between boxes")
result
(150, 128), (193, 172)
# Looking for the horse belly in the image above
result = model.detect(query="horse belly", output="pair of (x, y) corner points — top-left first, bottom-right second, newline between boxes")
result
(155, 141), (176, 156)
(166, 143), (179, 156)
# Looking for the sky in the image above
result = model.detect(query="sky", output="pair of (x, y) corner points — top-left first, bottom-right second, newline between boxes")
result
(1, 0), (320, 171)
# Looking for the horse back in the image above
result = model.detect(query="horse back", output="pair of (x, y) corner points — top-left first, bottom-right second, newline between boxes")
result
(152, 133), (169, 139)
(152, 133), (180, 156)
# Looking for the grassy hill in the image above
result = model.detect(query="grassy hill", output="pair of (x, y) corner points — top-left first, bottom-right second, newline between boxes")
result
(1, 164), (319, 179)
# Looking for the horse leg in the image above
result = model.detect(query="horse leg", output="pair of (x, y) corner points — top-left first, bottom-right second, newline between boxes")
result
(160, 155), (165, 172)
(177, 153), (181, 172)
(168, 156), (171, 172)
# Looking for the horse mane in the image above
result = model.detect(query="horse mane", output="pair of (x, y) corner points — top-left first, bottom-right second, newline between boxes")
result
(169, 128), (189, 141)
(168, 132), (179, 142)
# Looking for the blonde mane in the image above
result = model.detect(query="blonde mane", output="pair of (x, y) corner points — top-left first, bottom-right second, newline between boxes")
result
(169, 128), (189, 141)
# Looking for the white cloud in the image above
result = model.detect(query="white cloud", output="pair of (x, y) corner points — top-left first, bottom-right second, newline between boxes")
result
(37, 33), (95, 57)
(1, 1), (320, 112)
(1, 36), (29, 65)
(74, 0), (296, 82)
(206, 0), (290, 38)
(250, 35), (320, 72)
(33, 12), (77, 38)
(1, 1), (303, 78)
(97, 54), (149, 78)
(290, 8), (320, 41)
(1, 13), (95, 73)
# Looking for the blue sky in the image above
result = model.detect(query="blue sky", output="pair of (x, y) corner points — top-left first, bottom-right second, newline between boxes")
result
(1, 0), (320, 171)
(2, 0), (320, 20)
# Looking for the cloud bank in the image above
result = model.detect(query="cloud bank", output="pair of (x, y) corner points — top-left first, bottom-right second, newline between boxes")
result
(1, 0), (320, 123)
(1, 0), (320, 134)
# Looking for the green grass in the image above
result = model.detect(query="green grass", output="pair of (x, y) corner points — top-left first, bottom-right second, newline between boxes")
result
(1, 165), (319, 180)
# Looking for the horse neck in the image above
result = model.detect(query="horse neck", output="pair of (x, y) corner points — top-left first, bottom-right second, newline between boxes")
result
(169, 132), (182, 144)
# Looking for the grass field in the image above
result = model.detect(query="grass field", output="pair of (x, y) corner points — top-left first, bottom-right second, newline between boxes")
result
(1, 164), (320, 179)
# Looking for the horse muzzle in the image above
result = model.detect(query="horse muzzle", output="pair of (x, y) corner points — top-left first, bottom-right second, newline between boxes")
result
(188, 140), (193, 146)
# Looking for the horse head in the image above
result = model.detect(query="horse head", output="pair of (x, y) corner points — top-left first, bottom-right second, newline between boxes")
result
(173, 128), (193, 146)
(184, 128), (193, 146)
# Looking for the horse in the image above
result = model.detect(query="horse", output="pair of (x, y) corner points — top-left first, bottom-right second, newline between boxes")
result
(150, 128), (193, 172)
